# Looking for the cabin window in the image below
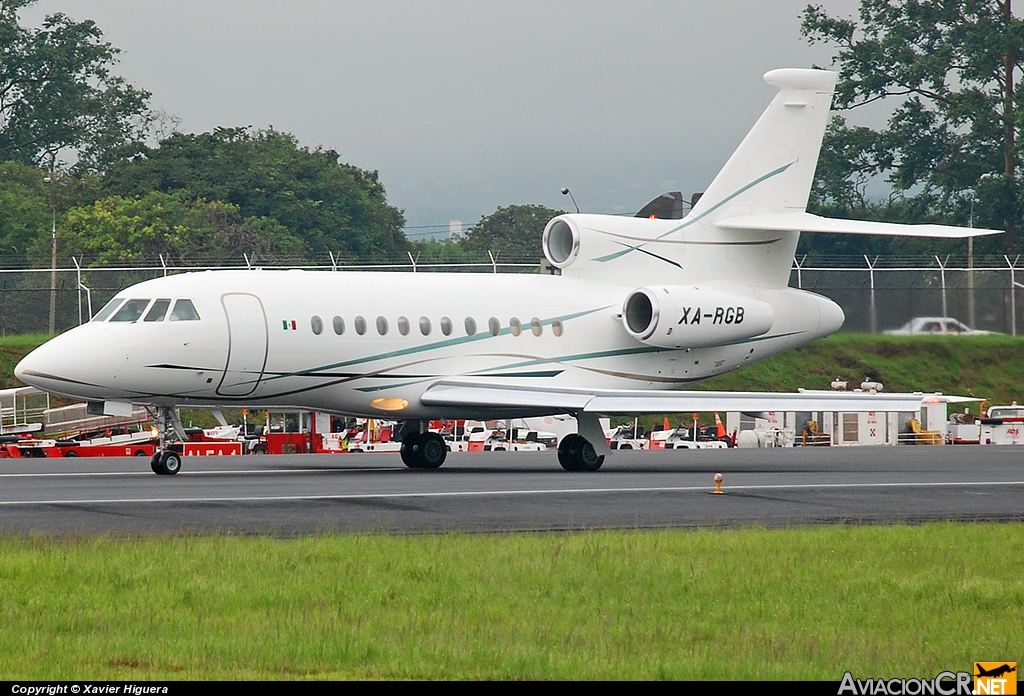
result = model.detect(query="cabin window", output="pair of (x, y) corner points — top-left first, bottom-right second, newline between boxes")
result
(397, 316), (410, 336)
(552, 318), (564, 337)
(311, 315), (323, 335)
(488, 317), (500, 336)
(440, 316), (452, 336)
(92, 297), (124, 322)
(419, 316), (431, 336)
(464, 317), (477, 336)
(509, 317), (521, 336)
(169, 299), (201, 321)
(110, 299), (151, 323)
(376, 316), (388, 335)
(530, 317), (543, 336)
(354, 316), (367, 335)
(333, 316), (345, 335)
(144, 299), (171, 322)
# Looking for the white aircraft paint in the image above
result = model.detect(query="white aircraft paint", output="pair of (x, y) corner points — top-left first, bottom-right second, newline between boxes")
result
(15, 69), (992, 472)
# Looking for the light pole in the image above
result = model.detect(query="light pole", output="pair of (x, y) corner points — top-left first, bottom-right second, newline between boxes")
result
(43, 174), (56, 334)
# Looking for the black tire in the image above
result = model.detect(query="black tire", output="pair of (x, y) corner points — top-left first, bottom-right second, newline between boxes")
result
(419, 433), (447, 469)
(557, 434), (604, 472)
(151, 452), (163, 474)
(63, 450), (78, 458)
(134, 450), (147, 457)
(161, 451), (182, 475)
(400, 432), (424, 468)
(576, 439), (604, 471)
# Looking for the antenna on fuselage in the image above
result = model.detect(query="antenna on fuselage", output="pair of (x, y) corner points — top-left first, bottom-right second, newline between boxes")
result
(560, 187), (580, 214)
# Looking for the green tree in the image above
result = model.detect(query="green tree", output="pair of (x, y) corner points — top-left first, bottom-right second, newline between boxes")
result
(0, 0), (153, 172)
(0, 160), (49, 267)
(55, 191), (306, 267)
(463, 204), (564, 263)
(408, 237), (484, 266)
(101, 128), (407, 263)
(802, 0), (1024, 250)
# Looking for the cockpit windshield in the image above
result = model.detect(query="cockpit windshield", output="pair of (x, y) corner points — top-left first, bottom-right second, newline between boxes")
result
(109, 298), (151, 323)
(92, 297), (201, 323)
(144, 299), (171, 322)
(169, 299), (200, 321)
(92, 297), (124, 322)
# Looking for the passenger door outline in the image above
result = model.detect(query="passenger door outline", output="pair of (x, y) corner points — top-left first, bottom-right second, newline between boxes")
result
(217, 293), (269, 396)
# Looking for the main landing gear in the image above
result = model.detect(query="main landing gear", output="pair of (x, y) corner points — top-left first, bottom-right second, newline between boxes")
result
(557, 434), (605, 472)
(148, 406), (186, 476)
(400, 431), (448, 469)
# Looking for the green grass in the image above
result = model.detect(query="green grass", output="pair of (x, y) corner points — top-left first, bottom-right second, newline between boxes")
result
(700, 333), (1024, 407)
(0, 332), (48, 389)
(1, 524), (1021, 680)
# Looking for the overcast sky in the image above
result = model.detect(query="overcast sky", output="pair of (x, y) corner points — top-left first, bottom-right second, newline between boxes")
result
(25, 0), (862, 235)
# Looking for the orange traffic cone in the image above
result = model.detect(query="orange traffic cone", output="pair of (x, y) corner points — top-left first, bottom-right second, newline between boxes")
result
(714, 412), (726, 438)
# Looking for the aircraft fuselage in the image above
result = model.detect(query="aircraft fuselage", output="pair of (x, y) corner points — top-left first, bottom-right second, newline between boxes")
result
(16, 269), (842, 419)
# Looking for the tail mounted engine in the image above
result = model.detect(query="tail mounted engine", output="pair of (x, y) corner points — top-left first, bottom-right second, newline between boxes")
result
(622, 285), (773, 349)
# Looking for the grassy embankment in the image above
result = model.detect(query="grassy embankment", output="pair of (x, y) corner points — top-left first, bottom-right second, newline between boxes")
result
(1, 524), (1021, 680)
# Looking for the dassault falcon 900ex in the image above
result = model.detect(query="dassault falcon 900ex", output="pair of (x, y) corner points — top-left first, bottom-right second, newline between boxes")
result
(16, 69), (994, 474)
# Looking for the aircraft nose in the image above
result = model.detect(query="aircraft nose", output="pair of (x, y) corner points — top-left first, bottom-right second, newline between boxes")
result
(15, 327), (124, 399)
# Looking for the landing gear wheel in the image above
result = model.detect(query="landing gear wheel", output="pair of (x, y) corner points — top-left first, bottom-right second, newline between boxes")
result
(400, 432), (424, 468)
(419, 432), (447, 469)
(557, 434), (605, 472)
(151, 450), (182, 475)
(400, 432), (448, 469)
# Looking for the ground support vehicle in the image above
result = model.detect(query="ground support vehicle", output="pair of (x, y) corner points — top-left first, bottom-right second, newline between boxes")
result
(977, 404), (1024, 445)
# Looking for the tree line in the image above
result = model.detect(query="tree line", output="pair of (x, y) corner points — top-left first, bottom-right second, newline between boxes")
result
(3, 0), (1024, 274)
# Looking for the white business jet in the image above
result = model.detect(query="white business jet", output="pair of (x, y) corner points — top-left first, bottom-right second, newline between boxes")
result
(15, 68), (993, 474)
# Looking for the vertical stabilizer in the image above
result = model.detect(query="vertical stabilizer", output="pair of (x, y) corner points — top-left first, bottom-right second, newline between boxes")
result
(691, 69), (837, 222)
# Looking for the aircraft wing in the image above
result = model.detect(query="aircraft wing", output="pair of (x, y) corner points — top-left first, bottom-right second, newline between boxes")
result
(715, 211), (1001, 238)
(419, 381), (979, 415)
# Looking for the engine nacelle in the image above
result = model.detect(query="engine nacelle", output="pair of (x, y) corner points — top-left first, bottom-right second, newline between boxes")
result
(542, 216), (583, 269)
(622, 285), (774, 348)
(542, 213), (684, 282)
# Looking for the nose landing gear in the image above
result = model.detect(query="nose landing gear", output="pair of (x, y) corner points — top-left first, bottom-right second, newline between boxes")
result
(150, 449), (182, 475)
(148, 406), (187, 476)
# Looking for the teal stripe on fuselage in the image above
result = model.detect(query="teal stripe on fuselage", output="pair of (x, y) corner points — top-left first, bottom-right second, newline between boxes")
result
(261, 305), (611, 382)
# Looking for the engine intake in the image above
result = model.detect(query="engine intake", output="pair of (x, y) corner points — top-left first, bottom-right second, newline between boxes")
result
(542, 217), (580, 268)
(622, 285), (773, 348)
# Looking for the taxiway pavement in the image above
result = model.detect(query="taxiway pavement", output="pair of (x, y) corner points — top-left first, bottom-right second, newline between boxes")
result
(0, 446), (1021, 534)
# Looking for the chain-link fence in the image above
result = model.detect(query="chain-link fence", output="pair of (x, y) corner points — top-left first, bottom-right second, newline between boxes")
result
(6, 254), (1024, 336)
(792, 254), (1024, 335)
(0, 257), (544, 336)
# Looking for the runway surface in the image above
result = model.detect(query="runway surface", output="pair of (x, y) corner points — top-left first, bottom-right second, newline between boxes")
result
(1, 446), (1022, 534)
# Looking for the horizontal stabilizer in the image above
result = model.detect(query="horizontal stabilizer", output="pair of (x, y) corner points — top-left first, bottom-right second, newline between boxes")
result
(716, 212), (1001, 238)
(421, 381), (979, 415)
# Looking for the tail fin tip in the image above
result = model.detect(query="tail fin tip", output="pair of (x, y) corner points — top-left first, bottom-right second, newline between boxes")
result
(763, 68), (837, 92)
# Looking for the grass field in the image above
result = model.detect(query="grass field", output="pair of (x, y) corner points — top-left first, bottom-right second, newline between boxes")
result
(1, 524), (1021, 680)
